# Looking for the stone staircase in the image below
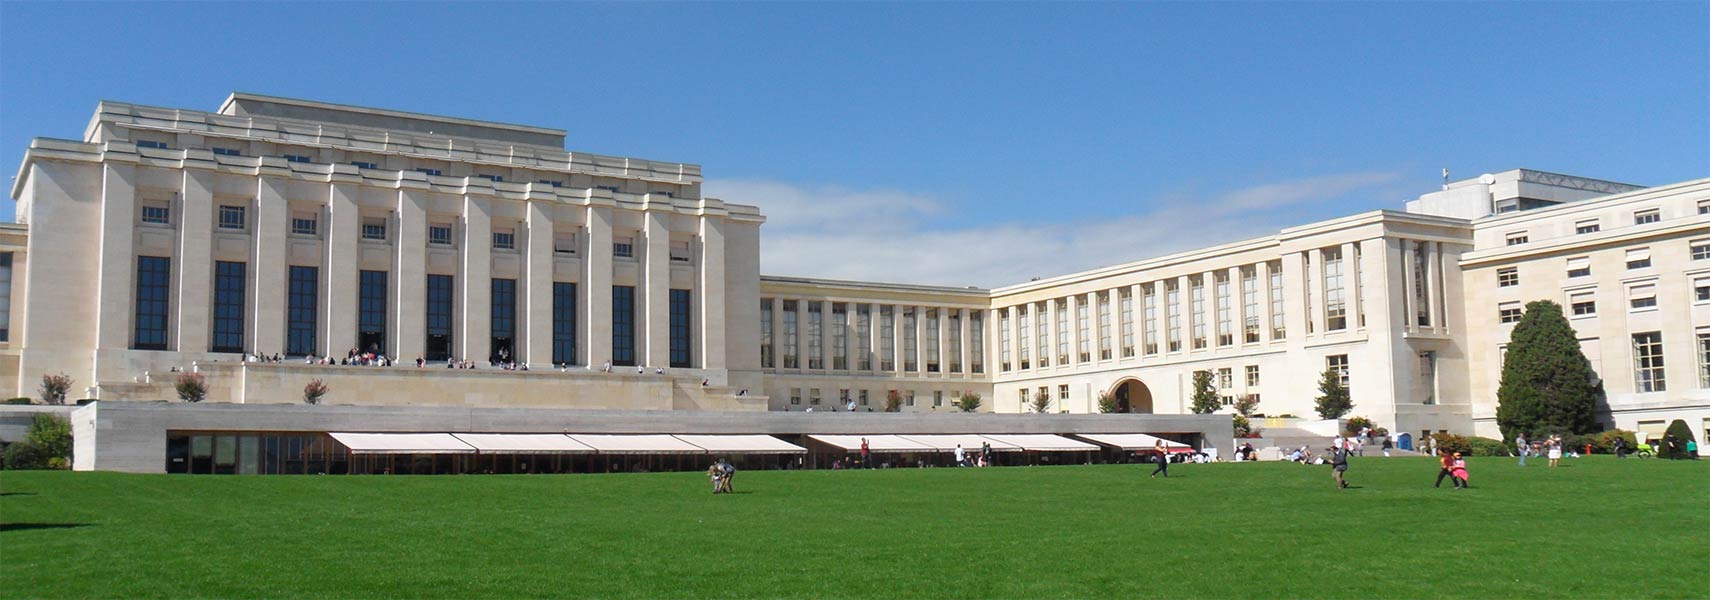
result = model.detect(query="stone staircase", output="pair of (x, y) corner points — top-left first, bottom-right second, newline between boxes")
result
(1241, 427), (1421, 458)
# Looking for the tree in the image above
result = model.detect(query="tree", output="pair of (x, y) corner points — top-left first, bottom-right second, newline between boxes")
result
(1096, 391), (1121, 414)
(1189, 370), (1221, 415)
(1232, 414), (1254, 438)
(1314, 367), (1352, 420)
(4, 413), (71, 470)
(1234, 395), (1259, 418)
(175, 372), (208, 403)
(953, 392), (982, 413)
(304, 379), (329, 405)
(1660, 419), (1695, 460)
(883, 390), (903, 413)
(1030, 389), (1052, 414)
(38, 373), (72, 405)
(1496, 300), (1601, 442)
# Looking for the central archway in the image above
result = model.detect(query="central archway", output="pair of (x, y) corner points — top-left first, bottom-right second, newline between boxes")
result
(1108, 378), (1154, 414)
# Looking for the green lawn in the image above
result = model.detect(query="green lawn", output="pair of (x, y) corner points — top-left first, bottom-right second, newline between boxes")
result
(2, 456), (1706, 598)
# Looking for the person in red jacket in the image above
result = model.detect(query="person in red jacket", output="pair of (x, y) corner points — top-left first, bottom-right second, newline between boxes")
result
(1434, 452), (1462, 488)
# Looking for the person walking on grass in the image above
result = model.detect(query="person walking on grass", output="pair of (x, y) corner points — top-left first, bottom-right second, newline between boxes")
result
(1331, 443), (1350, 489)
(1381, 437), (1393, 457)
(1516, 433), (1528, 466)
(860, 437), (871, 469)
(1434, 451), (1459, 488)
(1150, 441), (1170, 478)
(1449, 453), (1470, 489)
(1547, 435), (1563, 468)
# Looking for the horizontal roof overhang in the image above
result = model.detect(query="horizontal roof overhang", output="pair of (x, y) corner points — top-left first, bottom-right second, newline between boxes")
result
(330, 432), (475, 454)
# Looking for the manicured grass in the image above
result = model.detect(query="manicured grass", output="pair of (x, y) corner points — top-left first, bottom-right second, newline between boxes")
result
(2, 456), (1705, 598)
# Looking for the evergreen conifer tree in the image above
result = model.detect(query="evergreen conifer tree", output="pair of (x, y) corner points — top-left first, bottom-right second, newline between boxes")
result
(1189, 370), (1221, 414)
(1314, 367), (1352, 420)
(1496, 300), (1601, 441)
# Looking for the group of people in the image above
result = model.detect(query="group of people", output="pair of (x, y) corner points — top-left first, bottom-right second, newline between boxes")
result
(706, 458), (737, 494)
(1435, 452), (1472, 489)
(1514, 433), (1566, 467)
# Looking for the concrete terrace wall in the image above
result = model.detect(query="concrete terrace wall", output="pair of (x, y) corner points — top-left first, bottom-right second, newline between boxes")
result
(71, 401), (1233, 473)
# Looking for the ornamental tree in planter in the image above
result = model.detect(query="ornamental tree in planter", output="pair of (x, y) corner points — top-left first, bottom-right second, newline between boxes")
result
(38, 373), (72, 405)
(883, 389), (903, 413)
(1234, 395), (1259, 418)
(175, 372), (207, 403)
(1314, 368), (1352, 420)
(304, 379), (329, 405)
(1030, 390), (1052, 414)
(953, 392), (982, 413)
(1097, 391), (1121, 414)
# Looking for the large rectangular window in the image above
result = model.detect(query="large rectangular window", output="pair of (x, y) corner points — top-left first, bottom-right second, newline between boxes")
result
(832, 303), (849, 370)
(1017, 305), (1030, 369)
(211, 261), (246, 353)
(1034, 303), (1048, 367)
(879, 305), (894, 371)
(1698, 331), (1709, 389)
(1143, 284), (1158, 354)
(760, 300), (774, 368)
(947, 310), (962, 373)
(133, 256), (171, 350)
(490, 278), (516, 363)
(1242, 267), (1260, 343)
(358, 270), (387, 355)
(924, 308), (939, 372)
(903, 307), (919, 372)
(612, 286), (636, 366)
(1166, 282), (1182, 352)
(287, 266), (318, 356)
(1632, 332), (1665, 393)
(1327, 354), (1350, 386)
(783, 301), (799, 369)
(1120, 289), (1135, 357)
(969, 311), (984, 373)
(0, 253), (11, 342)
(1191, 278), (1207, 350)
(554, 282), (577, 366)
(1069, 300), (1082, 364)
(669, 289), (691, 368)
(1324, 249), (1347, 331)
(807, 303), (823, 370)
(1215, 274), (1233, 344)
(1269, 264), (1286, 339)
(855, 305), (872, 370)
(1000, 308), (1012, 371)
(1099, 292), (1113, 359)
(425, 275), (453, 361)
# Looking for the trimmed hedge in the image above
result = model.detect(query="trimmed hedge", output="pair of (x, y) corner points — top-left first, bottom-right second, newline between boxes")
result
(3, 397), (33, 405)
(1428, 433), (1510, 457)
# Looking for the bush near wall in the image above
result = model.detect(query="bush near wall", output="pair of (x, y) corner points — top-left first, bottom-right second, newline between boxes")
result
(1428, 433), (1510, 457)
(3, 397), (33, 405)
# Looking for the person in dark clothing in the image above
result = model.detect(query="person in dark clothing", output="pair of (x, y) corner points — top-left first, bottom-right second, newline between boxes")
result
(1433, 452), (1461, 488)
(1614, 437), (1629, 459)
(1150, 441), (1169, 478)
(1331, 445), (1350, 489)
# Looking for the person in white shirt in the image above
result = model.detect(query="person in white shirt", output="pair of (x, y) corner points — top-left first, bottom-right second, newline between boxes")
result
(954, 445), (967, 467)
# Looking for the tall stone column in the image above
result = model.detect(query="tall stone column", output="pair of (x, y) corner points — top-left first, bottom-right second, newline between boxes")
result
(522, 199), (554, 366)
(642, 206), (670, 368)
(1282, 253), (1307, 343)
(892, 304), (905, 372)
(177, 169), (215, 352)
(1129, 283), (1144, 356)
(582, 203), (613, 368)
(817, 299), (833, 371)
(96, 163), (136, 352)
(322, 182), (360, 357)
(699, 216), (727, 369)
(459, 195), (491, 363)
(250, 176), (288, 356)
(391, 188), (427, 361)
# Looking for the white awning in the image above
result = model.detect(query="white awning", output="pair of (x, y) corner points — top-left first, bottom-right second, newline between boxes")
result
(1628, 284), (1656, 300)
(898, 434), (1022, 452)
(1565, 256), (1591, 270)
(674, 434), (806, 454)
(566, 434), (705, 454)
(450, 433), (594, 454)
(1077, 433), (1195, 452)
(329, 433), (475, 454)
(979, 434), (1100, 452)
(1626, 248), (1651, 261)
(806, 434), (934, 453)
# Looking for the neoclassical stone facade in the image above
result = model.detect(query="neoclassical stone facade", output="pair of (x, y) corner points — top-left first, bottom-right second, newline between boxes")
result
(5, 94), (1706, 444)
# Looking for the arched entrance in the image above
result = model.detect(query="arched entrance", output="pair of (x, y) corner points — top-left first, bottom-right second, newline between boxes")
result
(1108, 378), (1154, 414)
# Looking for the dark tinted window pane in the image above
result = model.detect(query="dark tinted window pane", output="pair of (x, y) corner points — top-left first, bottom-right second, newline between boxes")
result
(553, 282), (577, 365)
(211, 261), (246, 353)
(288, 266), (318, 356)
(670, 288), (691, 368)
(359, 270), (387, 355)
(134, 256), (171, 350)
(426, 275), (454, 361)
(490, 278), (515, 363)
(612, 286), (635, 366)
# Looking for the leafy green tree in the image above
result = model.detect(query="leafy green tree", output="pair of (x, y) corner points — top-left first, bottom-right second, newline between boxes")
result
(1496, 300), (1601, 442)
(1096, 392), (1121, 414)
(1234, 395), (1259, 417)
(953, 393), (982, 413)
(1314, 368), (1352, 420)
(176, 372), (208, 403)
(1659, 420), (1695, 460)
(1189, 370), (1221, 415)
(883, 390), (903, 413)
(1030, 390), (1052, 414)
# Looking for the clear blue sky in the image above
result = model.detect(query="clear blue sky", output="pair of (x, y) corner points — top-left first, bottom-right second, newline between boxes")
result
(2, 2), (1706, 285)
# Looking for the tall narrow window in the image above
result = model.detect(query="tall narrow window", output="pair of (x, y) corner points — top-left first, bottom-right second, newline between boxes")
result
(903, 307), (919, 372)
(1119, 289), (1135, 357)
(133, 256), (171, 350)
(1035, 302), (1049, 367)
(1166, 282), (1182, 352)
(1190, 278), (1206, 350)
(879, 305), (895, 371)
(1413, 245), (1431, 327)
(1245, 365), (1260, 387)
(1242, 267), (1260, 343)
(1324, 249), (1347, 331)
(554, 282), (577, 366)
(1017, 305), (1030, 369)
(1143, 284), (1158, 354)
(0, 253), (11, 342)
(923, 308), (938, 372)
(490, 278), (516, 363)
(760, 300), (774, 368)
(425, 275), (453, 361)
(669, 289), (691, 368)
(211, 261), (246, 353)
(1697, 331), (1709, 389)
(782, 300), (799, 369)
(1632, 332), (1665, 393)
(1000, 309), (1013, 371)
(969, 311), (984, 373)
(855, 305), (872, 370)
(948, 310), (962, 372)
(1327, 354), (1350, 386)
(612, 285), (635, 366)
(287, 266), (318, 356)
(1215, 274), (1233, 344)
(1098, 292), (1113, 359)
(807, 303), (823, 370)
(358, 270), (387, 355)
(1269, 265), (1286, 339)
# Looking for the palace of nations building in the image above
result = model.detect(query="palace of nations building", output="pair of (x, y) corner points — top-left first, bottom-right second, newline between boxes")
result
(3, 94), (1705, 472)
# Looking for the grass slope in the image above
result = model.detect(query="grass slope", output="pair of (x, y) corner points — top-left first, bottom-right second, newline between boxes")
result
(2, 456), (1706, 598)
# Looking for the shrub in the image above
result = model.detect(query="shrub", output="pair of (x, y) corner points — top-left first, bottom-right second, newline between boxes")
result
(1030, 390), (1052, 414)
(1345, 416), (1375, 436)
(953, 392), (981, 413)
(1189, 371), (1220, 415)
(1660, 420), (1695, 460)
(3, 397), (33, 405)
(1096, 392), (1120, 414)
(1591, 429), (1637, 454)
(1427, 433), (1508, 457)
(1234, 395), (1259, 418)
(1496, 300), (1601, 441)
(303, 379), (329, 405)
(175, 372), (208, 403)
(39, 373), (72, 405)
(2, 442), (52, 470)
(1277, 414), (1299, 419)
(1314, 368), (1351, 420)
(1232, 414), (1254, 438)
(25, 413), (71, 461)
(883, 390), (903, 413)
